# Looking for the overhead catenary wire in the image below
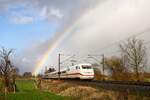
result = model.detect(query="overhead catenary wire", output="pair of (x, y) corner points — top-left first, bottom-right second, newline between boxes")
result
(98, 39), (150, 57)
(60, 54), (75, 64)
(59, 28), (150, 66)
(96, 28), (150, 55)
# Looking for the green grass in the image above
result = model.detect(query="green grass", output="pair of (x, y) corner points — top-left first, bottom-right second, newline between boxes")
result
(16, 80), (36, 92)
(0, 80), (67, 100)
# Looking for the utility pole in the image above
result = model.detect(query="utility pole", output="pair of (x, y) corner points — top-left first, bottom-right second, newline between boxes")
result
(88, 54), (105, 81)
(45, 66), (47, 74)
(102, 54), (105, 81)
(58, 53), (61, 80)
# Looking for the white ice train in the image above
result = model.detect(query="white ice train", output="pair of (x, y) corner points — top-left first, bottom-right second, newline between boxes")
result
(45, 63), (94, 80)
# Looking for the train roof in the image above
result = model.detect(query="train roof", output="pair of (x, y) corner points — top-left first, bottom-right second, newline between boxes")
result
(66, 63), (92, 68)
(77, 63), (92, 66)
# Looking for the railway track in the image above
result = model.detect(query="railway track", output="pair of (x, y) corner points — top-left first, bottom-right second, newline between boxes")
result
(92, 80), (150, 86)
(75, 80), (150, 95)
(43, 78), (150, 95)
(43, 78), (150, 86)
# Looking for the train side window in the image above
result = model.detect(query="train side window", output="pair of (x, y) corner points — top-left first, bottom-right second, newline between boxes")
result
(76, 66), (78, 69)
(68, 68), (70, 71)
(78, 66), (80, 69)
(62, 71), (66, 73)
(76, 66), (80, 69)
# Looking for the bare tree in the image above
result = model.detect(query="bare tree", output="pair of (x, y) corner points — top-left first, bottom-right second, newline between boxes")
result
(23, 72), (32, 78)
(11, 67), (19, 93)
(11, 68), (19, 84)
(0, 48), (14, 92)
(94, 68), (103, 80)
(11, 67), (19, 84)
(105, 56), (129, 80)
(120, 38), (147, 81)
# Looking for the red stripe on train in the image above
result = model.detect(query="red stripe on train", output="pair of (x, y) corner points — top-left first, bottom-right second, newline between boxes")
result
(66, 73), (94, 76)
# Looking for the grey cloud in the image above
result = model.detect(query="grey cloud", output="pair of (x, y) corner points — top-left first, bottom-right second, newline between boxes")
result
(9, 0), (101, 72)
(12, 0), (150, 73)
(0, 0), (100, 25)
(8, 0), (150, 73)
(48, 0), (150, 72)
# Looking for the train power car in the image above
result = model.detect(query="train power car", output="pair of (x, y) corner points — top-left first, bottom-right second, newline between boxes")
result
(45, 63), (94, 80)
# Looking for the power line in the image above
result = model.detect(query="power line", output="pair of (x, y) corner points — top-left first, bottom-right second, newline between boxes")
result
(90, 39), (150, 59)
(97, 28), (150, 54)
(102, 40), (150, 58)
(59, 28), (150, 67)
(60, 54), (75, 64)
(102, 39), (150, 56)
(131, 28), (150, 37)
(144, 40), (150, 45)
(146, 45), (150, 49)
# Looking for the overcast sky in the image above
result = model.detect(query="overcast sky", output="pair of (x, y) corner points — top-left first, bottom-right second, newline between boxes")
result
(0, 0), (150, 74)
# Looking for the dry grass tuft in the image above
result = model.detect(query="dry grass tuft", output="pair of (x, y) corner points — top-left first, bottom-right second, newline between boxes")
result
(41, 80), (150, 100)
(59, 86), (98, 99)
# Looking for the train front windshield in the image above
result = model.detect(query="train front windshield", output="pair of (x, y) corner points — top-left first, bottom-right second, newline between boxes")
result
(82, 65), (92, 69)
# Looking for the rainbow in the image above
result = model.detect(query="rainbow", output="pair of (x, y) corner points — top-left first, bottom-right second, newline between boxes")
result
(33, 42), (59, 75)
(32, 21), (79, 75)
(32, 2), (111, 75)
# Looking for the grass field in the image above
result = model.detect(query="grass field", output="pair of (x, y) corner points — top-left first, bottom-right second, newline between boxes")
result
(0, 80), (67, 100)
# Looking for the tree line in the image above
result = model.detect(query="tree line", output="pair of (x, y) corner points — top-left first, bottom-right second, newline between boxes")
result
(95, 38), (149, 81)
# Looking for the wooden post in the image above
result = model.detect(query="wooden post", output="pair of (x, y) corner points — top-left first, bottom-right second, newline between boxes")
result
(58, 54), (61, 80)
(102, 54), (105, 81)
